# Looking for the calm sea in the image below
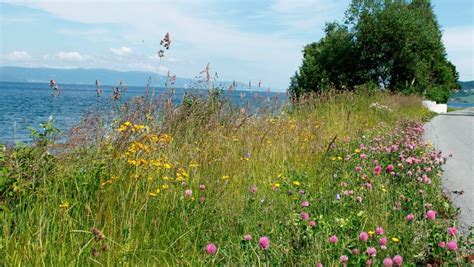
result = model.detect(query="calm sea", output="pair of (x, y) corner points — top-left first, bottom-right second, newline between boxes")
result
(0, 81), (287, 143)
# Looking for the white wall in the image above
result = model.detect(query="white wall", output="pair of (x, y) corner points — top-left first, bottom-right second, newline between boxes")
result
(422, 100), (447, 114)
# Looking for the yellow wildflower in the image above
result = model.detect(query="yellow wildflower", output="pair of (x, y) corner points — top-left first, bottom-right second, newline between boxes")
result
(221, 175), (230, 180)
(118, 124), (128, 132)
(189, 162), (199, 168)
(392, 237), (400, 243)
(368, 230), (375, 236)
(354, 149), (361, 153)
(163, 163), (172, 169)
(162, 175), (170, 181)
(162, 184), (169, 189)
(273, 183), (281, 188)
(59, 202), (69, 209)
(292, 181), (301, 186)
(148, 192), (157, 197)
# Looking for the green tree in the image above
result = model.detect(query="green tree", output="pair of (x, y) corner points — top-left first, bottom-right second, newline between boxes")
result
(290, 0), (459, 103)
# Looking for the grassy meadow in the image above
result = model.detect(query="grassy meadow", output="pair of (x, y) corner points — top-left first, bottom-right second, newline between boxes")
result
(1, 90), (471, 265)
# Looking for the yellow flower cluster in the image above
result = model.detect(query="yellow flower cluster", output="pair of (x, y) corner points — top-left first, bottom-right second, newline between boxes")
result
(118, 121), (148, 133)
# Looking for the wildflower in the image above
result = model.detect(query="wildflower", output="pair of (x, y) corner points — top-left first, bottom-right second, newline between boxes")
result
(367, 247), (377, 257)
(221, 175), (230, 180)
(336, 194), (341, 200)
(376, 227), (384, 235)
(184, 189), (192, 197)
(368, 230), (375, 236)
(163, 163), (172, 169)
(189, 162), (200, 168)
(379, 237), (388, 246)
(391, 237), (400, 243)
(292, 181), (301, 186)
(300, 212), (309, 221)
(59, 202), (69, 209)
(258, 236), (270, 250)
(352, 248), (360, 255)
(366, 259), (373, 266)
(316, 263), (323, 267)
(340, 255), (349, 264)
(425, 210), (436, 220)
(393, 255), (403, 266)
(199, 184), (205, 192)
(329, 235), (338, 244)
(244, 234), (252, 241)
(161, 184), (169, 190)
(406, 214), (415, 222)
(355, 166), (362, 172)
(447, 227), (458, 236)
(309, 220), (316, 227)
(374, 165), (382, 175)
(447, 240), (458, 251)
(386, 164), (394, 173)
(360, 153), (367, 159)
(365, 183), (373, 190)
(359, 231), (369, 242)
(249, 185), (257, 194)
(148, 192), (157, 197)
(205, 243), (217, 255)
(91, 227), (105, 241)
(301, 201), (309, 207)
(438, 241), (446, 248)
(383, 257), (393, 266)
(354, 149), (361, 153)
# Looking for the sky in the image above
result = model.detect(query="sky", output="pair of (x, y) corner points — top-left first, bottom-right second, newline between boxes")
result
(0, 0), (473, 91)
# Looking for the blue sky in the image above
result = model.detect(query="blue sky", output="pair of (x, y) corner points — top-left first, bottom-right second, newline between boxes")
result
(1, 0), (473, 91)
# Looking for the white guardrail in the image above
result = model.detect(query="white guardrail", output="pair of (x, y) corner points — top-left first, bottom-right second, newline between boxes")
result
(422, 100), (447, 114)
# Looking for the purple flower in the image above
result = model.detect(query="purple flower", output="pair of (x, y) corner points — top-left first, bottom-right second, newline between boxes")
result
(393, 255), (403, 266)
(258, 236), (270, 250)
(382, 257), (393, 267)
(425, 210), (436, 220)
(243, 234), (252, 241)
(376, 227), (384, 235)
(300, 212), (309, 221)
(367, 247), (377, 257)
(309, 220), (316, 227)
(205, 243), (217, 255)
(374, 165), (382, 175)
(301, 201), (309, 207)
(184, 189), (192, 197)
(406, 213), (415, 222)
(359, 231), (369, 242)
(339, 255), (349, 264)
(447, 227), (458, 236)
(447, 240), (458, 251)
(329, 235), (338, 244)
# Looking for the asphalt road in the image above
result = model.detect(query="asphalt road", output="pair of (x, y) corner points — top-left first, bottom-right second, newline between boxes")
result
(424, 108), (474, 231)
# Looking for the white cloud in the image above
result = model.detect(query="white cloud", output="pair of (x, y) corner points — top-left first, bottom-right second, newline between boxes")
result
(443, 26), (474, 81)
(56, 51), (85, 61)
(4, 51), (32, 61)
(11, 1), (304, 89)
(109, 46), (133, 56)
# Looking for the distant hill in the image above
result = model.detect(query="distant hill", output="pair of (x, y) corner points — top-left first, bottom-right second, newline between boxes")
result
(458, 80), (474, 90)
(0, 66), (194, 87)
(0, 66), (253, 90)
(451, 80), (474, 103)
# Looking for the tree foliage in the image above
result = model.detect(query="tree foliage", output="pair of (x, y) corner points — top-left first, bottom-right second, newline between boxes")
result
(289, 0), (459, 103)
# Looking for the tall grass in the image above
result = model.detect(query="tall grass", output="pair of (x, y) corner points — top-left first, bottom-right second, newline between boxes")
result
(1, 89), (469, 265)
